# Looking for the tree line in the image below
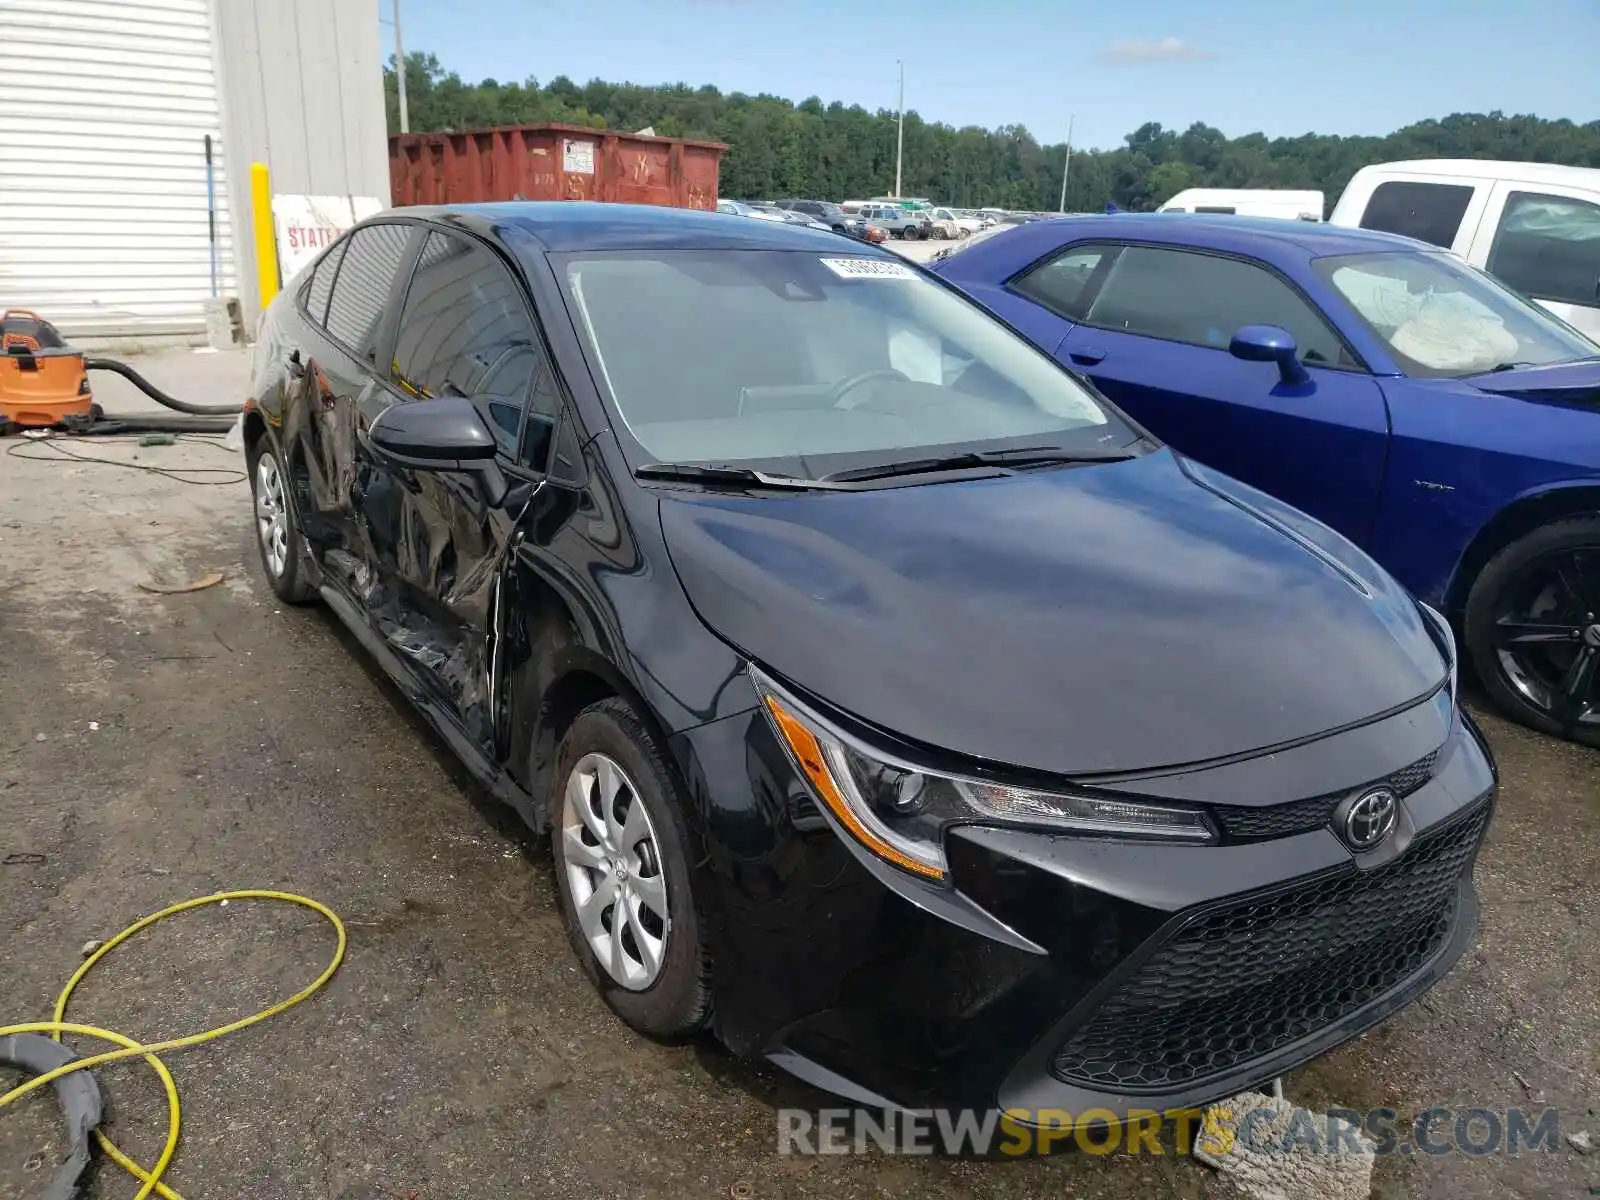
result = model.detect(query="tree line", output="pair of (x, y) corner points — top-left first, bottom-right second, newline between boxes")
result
(385, 53), (1600, 213)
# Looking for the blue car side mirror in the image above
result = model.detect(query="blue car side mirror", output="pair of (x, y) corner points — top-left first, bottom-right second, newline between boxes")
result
(1230, 324), (1310, 387)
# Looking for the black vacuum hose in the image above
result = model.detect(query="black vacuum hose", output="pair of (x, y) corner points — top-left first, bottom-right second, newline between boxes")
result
(85, 357), (243, 416)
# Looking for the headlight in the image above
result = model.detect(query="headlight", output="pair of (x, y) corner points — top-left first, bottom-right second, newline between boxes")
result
(752, 667), (1215, 882)
(1418, 601), (1459, 710)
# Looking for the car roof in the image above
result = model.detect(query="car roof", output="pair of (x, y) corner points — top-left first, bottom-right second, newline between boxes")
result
(1355, 158), (1600, 187)
(1004, 212), (1432, 260)
(401, 201), (865, 254)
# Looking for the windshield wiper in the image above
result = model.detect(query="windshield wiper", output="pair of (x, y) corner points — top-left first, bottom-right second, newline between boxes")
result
(636, 462), (849, 491)
(820, 445), (1137, 484)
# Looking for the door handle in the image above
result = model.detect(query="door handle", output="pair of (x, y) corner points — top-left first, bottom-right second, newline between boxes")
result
(286, 349), (305, 380)
(1068, 346), (1106, 366)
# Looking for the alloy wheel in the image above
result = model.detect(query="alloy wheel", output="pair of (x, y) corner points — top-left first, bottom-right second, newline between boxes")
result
(254, 453), (289, 578)
(1491, 545), (1600, 731)
(560, 752), (670, 990)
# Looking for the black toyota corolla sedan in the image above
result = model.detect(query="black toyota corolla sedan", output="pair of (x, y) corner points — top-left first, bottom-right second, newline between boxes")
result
(243, 202), (1494, 1120)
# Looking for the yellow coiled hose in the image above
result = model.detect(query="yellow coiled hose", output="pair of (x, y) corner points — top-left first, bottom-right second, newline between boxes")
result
(0, 890), (346, 1200)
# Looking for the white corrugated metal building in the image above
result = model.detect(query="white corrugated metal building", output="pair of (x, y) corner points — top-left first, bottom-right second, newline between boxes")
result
(0, 0), (390, 347)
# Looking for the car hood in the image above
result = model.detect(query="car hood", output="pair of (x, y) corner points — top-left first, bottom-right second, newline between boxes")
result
(1468, 358), (1600, 405)
(659, 449), (1445, 776)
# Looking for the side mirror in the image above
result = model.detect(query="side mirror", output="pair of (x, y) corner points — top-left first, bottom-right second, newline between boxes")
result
(1229, 324), (1310, 387)
(365, 396), (511, 507)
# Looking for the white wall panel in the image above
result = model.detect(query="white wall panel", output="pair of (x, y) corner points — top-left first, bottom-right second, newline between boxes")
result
(0, 0), (236, 339)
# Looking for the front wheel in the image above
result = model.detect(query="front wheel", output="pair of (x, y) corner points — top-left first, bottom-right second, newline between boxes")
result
(551, 698), (712, 1037)
(1464, 515), (1600, 746)
(247, 437), (316, 603)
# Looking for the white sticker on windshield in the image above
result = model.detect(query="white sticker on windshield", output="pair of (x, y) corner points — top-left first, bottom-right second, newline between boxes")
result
(819, 257), (916, 281)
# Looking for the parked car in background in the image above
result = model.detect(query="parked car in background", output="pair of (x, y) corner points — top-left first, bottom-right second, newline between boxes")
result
(1330, 160), (1600, 340)
(248, 201), (1488, 1123)
(776, 199), (853, 233)
(845, 215), (887, 244)
(1159, 189), (1324, 221)
(953, 209), (992, 235)
(750, 202), (832, 232)
(932, 212), (1600, 743)
(931, 221), (1016, 261)
(923, 207), (965, 239)
(857, 201), (926, 239)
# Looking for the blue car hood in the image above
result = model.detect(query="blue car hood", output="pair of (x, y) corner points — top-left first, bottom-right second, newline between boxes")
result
(660, 449), (1446, 775)
(1468, 358), (1600, 405)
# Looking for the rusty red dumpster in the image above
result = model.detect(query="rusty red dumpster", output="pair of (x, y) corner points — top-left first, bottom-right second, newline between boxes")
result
(389, 123), (728, 211)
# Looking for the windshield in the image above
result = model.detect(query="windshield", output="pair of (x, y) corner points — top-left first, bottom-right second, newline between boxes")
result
(556, 249), (1127, 476)
(1314, 250), (1597, 378)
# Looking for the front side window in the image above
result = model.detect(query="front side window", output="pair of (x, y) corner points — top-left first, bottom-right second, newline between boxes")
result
(1315, 250), (1597, 378)
(1358, 181), (1474, 249)
(1083, 245), (1354, 367)
(1487, 191), (1600, 308)
(1012, 245), (1110, 321)
(325, 222), (412, 361)
(391, 231), (543, 459)
(554, 250), (1127, 474)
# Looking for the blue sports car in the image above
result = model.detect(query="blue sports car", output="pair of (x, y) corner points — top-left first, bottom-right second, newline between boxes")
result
(931, 214), (1600, 744)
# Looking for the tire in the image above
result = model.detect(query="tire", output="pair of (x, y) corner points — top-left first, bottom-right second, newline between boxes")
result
(550, 697), (712, 1037)
(1464, 514), (1600, 746)
(247, 435), (316, 603)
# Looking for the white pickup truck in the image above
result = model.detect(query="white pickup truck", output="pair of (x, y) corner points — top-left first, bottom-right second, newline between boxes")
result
(1329, 159), (1600, 341)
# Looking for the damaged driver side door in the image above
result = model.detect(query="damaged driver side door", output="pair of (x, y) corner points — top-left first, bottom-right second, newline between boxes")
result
(351, 228), (547, 753)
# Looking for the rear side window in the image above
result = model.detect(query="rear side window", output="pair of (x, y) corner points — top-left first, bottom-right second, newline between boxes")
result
(391, 231), (546, 462)
(1012, 246), (1112, 320)
(1358, 181), (1473, 249)
(1487, 191), (1600, 307)
(300, 240), (346, 327)
(1084, 245), (1354, 367)
(325, 222), (412, 361)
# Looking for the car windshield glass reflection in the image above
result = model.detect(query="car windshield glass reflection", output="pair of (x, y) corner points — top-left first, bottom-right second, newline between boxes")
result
(1315, 250), (1597, 378)
(557, 249), (1128, 476)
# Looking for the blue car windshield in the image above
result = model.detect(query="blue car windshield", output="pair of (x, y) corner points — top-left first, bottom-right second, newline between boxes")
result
(1314, 250), (1598, 378)
(555, 249), (1129, 475)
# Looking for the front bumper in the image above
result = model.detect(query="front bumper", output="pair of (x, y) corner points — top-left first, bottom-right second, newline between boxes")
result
(673, 695), (1495, 1119)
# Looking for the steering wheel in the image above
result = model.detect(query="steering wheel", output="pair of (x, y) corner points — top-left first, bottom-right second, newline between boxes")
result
(829, 368), (909, 410)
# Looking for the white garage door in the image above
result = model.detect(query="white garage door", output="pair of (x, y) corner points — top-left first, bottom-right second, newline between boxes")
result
(0, 0), (236, 342)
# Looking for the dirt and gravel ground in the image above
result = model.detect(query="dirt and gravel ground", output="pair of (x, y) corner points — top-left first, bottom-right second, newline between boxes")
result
(1, 350), (1596, 1200)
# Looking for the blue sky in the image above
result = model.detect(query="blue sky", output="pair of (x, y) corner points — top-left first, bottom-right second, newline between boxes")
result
(390, 0), (1599, 150)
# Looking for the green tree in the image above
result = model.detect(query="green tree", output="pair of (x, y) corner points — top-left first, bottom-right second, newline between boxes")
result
(382, 53), (1600, 210)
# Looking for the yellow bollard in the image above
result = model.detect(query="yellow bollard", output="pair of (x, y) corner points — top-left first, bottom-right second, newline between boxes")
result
(250, 162), (279, 311)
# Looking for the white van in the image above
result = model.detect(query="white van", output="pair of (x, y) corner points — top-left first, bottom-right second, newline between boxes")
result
(1157, 188), (1324, 221)
(1330, 159), (1600, 339)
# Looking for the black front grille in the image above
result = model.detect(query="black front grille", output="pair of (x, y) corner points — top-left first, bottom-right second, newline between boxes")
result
(1211, 749), (1439, 842)
(1050, 801), (1487, 1092)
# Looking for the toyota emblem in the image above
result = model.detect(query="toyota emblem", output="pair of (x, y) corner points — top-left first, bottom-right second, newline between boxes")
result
(1344, 789), (1398, 850)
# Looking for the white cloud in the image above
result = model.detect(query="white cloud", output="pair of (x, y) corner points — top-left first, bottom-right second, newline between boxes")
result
(1098, 37), (1216, 65)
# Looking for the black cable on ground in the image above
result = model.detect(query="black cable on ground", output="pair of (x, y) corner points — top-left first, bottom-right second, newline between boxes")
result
(5, 433), (246, 486)
(84, 358), (243, 416)
(79, 412), (237, 435)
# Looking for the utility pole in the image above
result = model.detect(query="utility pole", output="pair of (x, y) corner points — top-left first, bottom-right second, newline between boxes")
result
(894, 59), (904, 199)
(1058, 113), (1075, 213)
(393, 0), (410, 134)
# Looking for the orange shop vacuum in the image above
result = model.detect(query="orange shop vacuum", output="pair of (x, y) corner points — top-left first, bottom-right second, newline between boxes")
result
(0, 309), (94, 428)
(0, 308), (241, 436)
